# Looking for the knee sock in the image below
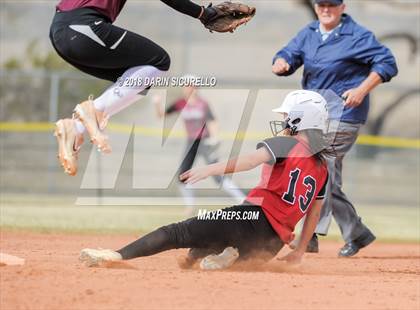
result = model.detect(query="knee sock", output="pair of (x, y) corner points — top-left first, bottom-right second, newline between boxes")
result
(74, 65), (164, 134)
(220, 178), (246, 201)
(117, 227), (176, 260)
(179, 184), (195, 209)
(93, 65), (164, 116)
(117, 219), (199, 260)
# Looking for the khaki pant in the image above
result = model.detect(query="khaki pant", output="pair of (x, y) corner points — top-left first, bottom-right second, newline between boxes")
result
(315, 121), (373, 243)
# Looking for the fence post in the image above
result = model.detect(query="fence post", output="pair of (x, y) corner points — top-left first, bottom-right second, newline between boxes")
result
(48, 73), (59, 193)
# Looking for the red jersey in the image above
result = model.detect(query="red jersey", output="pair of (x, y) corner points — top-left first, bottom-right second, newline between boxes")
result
(56, 0), (127, 22)
(246, 137), (328, 244)
(166, 97), (215, 140)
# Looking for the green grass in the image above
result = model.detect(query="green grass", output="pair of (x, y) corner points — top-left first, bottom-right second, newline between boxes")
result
(0, 195), (186, 235)
(1, 195), (419, 242)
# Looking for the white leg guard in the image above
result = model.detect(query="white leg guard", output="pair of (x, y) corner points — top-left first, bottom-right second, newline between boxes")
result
(221, 178), (245, 202)
(178, 184), (196, 215)
(93, 65), (165, 117)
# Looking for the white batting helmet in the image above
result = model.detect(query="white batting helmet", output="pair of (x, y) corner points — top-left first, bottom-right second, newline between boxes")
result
(285, 90), (329, 134)
(270, 90), (328, 136)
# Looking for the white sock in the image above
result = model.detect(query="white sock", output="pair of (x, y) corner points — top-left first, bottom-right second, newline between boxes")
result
(74, 119), (86, 134)
(93, 65), (164, 117)
(179, 184), (195, 206)
(221, 178), (245, 201)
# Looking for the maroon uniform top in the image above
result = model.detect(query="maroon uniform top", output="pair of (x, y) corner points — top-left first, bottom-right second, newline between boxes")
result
(246, 136), (328, 244)
(166, 97), (215, 140)
(56, 0), (127, 22)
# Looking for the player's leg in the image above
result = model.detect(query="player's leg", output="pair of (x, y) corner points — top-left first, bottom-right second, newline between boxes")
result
(116, 205), (279, 255)
(178, 139), (201, 214)
(199, 206), (284, 270)
(116, 205), (283, 261)
(80, 210), (230, 267)
(49, 47), (127, 167)
(80, 205), (283, 268)
(218, 177), (246, 202)
(177, 247), (226, 269)
(50, 9), (170, 160)
(49, 57), (126, 174)
(66, 22), (169, 153)
(50, 27), (122, 173)
(50, 9), (170, 75)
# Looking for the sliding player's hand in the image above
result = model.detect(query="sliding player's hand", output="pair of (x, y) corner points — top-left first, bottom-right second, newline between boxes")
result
(180, 166), (212, 184)
(278, 249), (304, 265)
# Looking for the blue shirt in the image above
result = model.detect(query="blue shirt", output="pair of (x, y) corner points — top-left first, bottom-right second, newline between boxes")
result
(273, 14), (398, 124)
(319, 23), (341, 41)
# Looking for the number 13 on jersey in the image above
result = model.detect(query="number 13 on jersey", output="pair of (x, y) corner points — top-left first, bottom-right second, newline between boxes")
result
(282, 168), (317, 213)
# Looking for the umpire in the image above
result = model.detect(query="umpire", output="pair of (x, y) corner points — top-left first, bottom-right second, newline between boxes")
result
(272, 0), (398, 257)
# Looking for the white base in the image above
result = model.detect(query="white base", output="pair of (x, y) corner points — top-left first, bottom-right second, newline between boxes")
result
(0, 253), (25, 266)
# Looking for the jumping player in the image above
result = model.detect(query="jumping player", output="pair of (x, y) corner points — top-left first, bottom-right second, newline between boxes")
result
(154, 83), (245, 214)
(49, 0), (254, 176)
(79, 90), (329, 269)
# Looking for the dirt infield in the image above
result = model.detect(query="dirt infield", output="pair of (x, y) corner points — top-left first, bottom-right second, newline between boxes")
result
(1, 231), (419, 310)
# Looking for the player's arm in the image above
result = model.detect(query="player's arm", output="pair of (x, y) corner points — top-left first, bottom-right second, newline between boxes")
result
(280, 199), (323, 264)
(180, 147), (271, 184)
(180, 136), (296, 184)
(280, 174), (328, 264)
(160, 0), (255, 33)
(160, 0), (206, 19)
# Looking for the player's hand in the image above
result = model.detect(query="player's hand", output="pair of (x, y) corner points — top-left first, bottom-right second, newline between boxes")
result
(278, 249), (304, 265)
(342, 87), (367, 108)
(272, 58), (290, 75)
(180, 166), (213, 184)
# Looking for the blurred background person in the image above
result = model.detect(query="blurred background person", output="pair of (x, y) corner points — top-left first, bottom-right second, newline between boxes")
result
(154, 81), (245, 215)
(272, 0), (398, 257)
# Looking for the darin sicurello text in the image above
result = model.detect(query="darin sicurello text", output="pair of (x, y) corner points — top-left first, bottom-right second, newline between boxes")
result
(118, 76), (218, 88)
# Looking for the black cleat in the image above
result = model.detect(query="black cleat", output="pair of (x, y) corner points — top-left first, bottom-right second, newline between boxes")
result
(338, 230), (376, 257)
(306, 233), (319, 253)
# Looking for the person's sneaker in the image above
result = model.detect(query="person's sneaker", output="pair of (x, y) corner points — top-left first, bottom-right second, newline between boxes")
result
(306, 234), (319, 253)
(288, 233), (319, 253)
(200, 247), (239, 270)
(79, 248), (122, 267)
(54, 118), (83, 176)
(73, 96), (111, 154)
(338, 230), (376, 257)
